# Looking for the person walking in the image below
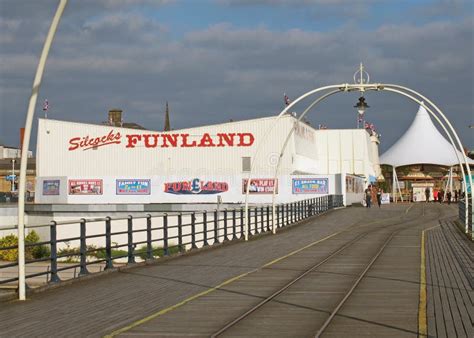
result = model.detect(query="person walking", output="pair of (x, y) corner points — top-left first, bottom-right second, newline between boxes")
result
(425, 187), (430, 203)
(438, 189), (444, 203)
(447, 191), (452, 205)
(365, 186), (372, 208)
(454, 189), (458, 202)
(376, 188), (382, 207)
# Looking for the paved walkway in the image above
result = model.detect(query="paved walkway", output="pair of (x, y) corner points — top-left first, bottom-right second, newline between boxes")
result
(426, 219), (473, 338)
(0, 203), (471, 337)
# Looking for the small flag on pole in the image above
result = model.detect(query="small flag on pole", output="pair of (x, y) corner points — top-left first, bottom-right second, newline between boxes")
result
(284, 93), (291, 106)
(42, 99), (49, 118)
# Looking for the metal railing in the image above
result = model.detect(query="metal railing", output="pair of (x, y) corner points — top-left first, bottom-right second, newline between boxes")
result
(0, 195), (343, 287)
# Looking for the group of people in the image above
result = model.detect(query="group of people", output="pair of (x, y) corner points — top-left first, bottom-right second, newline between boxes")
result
(364, 185), (383, 208)
(425, 187), (461, 205)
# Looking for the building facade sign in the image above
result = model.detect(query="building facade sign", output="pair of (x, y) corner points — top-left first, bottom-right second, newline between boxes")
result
(43, 180), (60, 195)
(292, 178), (328, 194)
(68, 130), (255, 151)
(69, 179), (103, 195)
(242, 179), (278, 194)
(164, 178), (228, 195)
(116, 179), (151, 195)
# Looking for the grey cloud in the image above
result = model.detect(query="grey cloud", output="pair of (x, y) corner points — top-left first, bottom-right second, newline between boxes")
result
(0, 4), (472, 154)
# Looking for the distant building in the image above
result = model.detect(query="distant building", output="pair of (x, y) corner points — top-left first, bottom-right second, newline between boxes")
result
(102, 109), (146, 130)
(35, 114), (380, 205)
(0, 144), (33, 159)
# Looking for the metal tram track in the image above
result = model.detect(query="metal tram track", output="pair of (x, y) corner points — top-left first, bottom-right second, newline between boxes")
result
(314, 204), (442, 338)
(210, 204), (440, 337)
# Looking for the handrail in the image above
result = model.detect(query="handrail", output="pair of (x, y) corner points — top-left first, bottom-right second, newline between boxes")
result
(0, 195), (345, 288)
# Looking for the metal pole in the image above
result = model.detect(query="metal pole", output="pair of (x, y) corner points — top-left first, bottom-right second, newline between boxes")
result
(17, 0), (67, 301)
(11, 159), (15, 192)
(392, 167), (396, 203)
(270, 90), (341, 235)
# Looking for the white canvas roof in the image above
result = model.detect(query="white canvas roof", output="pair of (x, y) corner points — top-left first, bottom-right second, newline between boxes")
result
(380, 105), (473, 167)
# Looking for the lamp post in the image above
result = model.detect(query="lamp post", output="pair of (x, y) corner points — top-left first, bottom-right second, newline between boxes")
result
(354, 96), (369, 129)
(353, 63), (370, 129)
(17, 0), (67, 301)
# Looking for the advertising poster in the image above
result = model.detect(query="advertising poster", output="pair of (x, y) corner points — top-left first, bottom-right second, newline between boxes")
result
(465, 175), (474, 193)
(345, 176), (353, 193)
(69, 179), (103, 195)
(43, 180), (60, 196)
(164, 178), (228, 195)
(242, 179), (278, 194)
(292, 178), (328, 194)
(116, 179), (151, 195)
(381, 193), (391, 204)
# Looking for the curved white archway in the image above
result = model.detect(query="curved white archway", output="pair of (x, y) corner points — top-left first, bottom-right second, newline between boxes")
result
(244, 82), (473, 240)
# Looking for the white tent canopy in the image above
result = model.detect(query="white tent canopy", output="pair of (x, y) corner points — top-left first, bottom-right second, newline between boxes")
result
(380, 104), (473, 167)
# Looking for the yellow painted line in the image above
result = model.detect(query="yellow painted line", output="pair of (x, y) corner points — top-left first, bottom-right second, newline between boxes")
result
(418, 225), (439, 337)
(406, 204), (414, 214)
(418, 230), (427, 337)
(105, 230), (344, 337)
(105, 271), (255, 338)
(107, 206), (414, 337)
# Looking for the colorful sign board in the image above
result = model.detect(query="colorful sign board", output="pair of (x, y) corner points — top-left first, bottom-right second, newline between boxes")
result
(116, 179), (151, 195)
(164, 178), (228, 195)
(43, 180), (60, 195)
(292, 178), (328, 194)
(69, 179), (103, 195)
(242, 179), (278, 194)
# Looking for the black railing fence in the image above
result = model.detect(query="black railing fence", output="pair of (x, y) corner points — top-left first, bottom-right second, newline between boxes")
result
(0, 195), (343, 286)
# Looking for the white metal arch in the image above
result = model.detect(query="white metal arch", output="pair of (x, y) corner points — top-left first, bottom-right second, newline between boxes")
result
(244, 83), (473, 239)
(270, 87), (469, 231)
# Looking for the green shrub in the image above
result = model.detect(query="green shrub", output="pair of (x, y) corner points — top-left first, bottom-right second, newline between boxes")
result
(0, 230), (50, 261)
(136, 245), (181, 260)
(93, 248), (128, 259)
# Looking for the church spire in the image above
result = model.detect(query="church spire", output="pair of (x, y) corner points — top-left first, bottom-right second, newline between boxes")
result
(163, 101), (171, 131)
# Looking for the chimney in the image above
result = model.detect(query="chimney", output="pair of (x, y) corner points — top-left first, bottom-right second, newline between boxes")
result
(20, 128), (25, 150)
(108, 109), (123, 126)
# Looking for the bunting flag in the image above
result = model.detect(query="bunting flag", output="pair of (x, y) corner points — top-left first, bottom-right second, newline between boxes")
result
(284, 93), (291, 106)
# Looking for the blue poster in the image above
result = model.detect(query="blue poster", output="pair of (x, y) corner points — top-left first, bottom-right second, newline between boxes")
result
(292, 178), (328, 194)
(116, 179), (151, 195)
(465, 175), (474, 194)
(43, 180), (60, 195)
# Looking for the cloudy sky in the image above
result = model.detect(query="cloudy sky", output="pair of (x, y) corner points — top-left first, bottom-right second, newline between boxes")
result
(0, 0), (472, 153)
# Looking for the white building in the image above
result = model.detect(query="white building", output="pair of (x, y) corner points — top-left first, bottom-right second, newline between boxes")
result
(0, 144), (33, 159)
(35, 115), (379, 204)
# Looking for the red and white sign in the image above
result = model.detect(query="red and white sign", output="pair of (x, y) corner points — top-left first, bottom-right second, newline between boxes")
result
(69, 179), (103, 195)
(68, 130), (255, 151)
(242, 179), (278, 194)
